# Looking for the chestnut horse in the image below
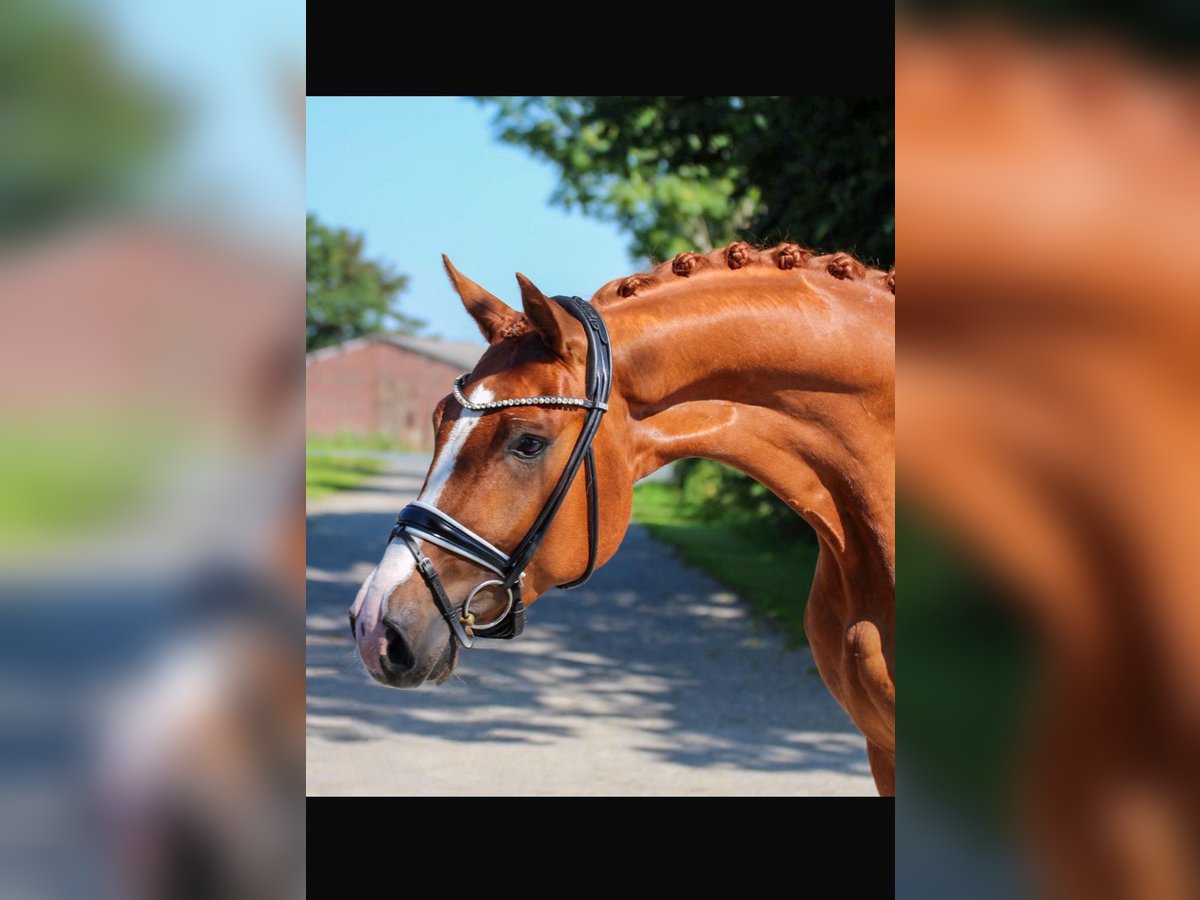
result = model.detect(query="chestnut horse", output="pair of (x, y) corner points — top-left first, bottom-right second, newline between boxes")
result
(351, 242), (896, 794)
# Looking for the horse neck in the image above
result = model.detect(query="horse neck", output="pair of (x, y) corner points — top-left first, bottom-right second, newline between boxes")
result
(603, 271), (895, 581)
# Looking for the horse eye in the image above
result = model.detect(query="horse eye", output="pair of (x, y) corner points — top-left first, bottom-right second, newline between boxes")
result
(511, 434), (548, 459)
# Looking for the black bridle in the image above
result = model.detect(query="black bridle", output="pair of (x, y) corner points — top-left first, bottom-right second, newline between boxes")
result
(388, 295), (613, 648)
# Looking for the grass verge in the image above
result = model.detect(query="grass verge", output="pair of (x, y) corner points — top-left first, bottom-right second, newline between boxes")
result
(630, 481), (817, 646)
(306, 454), (387, 498)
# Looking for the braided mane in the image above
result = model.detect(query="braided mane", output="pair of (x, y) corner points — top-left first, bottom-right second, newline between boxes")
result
(596, 241), (895, 301)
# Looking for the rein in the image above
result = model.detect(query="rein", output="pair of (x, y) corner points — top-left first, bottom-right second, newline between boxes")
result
(388, 295), (613, 648)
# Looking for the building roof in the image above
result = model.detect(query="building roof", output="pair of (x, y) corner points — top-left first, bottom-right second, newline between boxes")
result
(379, 333), (486, 371)
(306, 333), (486, 371)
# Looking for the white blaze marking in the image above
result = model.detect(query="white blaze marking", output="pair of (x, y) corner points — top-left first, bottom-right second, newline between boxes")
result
(353, 539), (417, 631)
(418, 385), (493, 505)
(352, 384), (494, 634)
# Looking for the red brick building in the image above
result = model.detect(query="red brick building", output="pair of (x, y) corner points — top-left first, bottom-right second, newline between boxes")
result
(306, 334), (484, 450)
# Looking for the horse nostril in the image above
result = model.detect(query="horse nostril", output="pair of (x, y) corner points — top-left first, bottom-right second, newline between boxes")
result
(348, 611), (358, 641)
(384, 624), (416, 673)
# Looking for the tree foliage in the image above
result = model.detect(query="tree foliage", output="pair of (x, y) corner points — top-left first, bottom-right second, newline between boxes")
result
(478, 96), (893, 266)
(479, 96), (893, 540)
(306, 213), (421, 351)
(674, 457), (816, 543)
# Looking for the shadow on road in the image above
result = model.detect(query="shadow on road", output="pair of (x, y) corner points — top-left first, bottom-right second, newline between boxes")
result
(307, 504), (870, 780)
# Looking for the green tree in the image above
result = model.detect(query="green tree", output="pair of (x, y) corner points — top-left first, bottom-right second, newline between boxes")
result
(478, 96), (893, 267)
(306, 213), (421, 351)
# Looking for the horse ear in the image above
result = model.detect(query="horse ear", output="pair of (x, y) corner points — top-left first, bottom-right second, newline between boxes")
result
(442, 255), (517, 344)
(515, 272), (584, 363)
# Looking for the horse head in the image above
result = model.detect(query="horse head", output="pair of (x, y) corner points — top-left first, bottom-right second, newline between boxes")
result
(349, 257), (634, 686)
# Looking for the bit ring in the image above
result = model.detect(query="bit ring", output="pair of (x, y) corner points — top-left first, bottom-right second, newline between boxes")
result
(461, 579), (514, 630)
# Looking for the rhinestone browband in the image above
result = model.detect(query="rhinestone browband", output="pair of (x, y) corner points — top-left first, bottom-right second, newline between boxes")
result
(452, 373), (607, 412)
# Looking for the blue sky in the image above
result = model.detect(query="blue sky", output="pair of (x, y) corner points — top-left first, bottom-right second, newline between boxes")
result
(306, 97), (638, 342)
(92, 0), (305, 232)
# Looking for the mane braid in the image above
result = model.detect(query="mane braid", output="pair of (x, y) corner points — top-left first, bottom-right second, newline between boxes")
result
(613, 241), (895, 298)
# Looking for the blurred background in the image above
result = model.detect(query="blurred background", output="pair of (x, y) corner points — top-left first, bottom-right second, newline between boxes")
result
(896, 4), (1200, 898)
(0, 0), (302, 897)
